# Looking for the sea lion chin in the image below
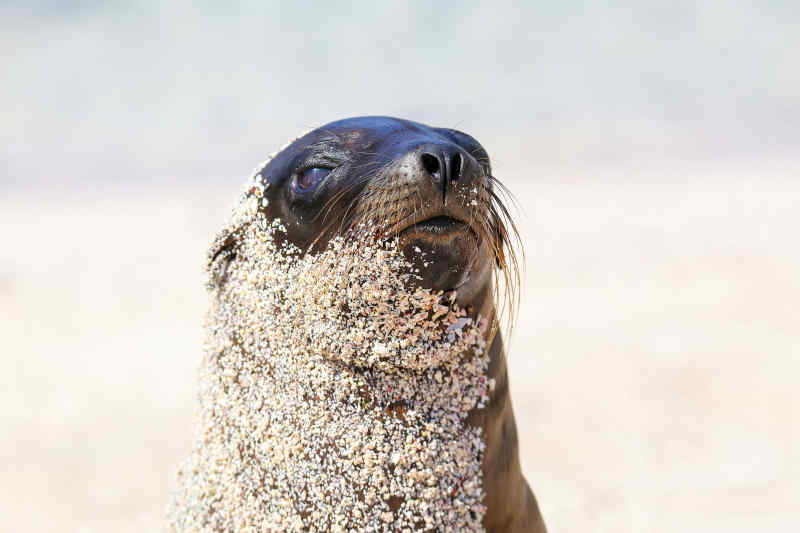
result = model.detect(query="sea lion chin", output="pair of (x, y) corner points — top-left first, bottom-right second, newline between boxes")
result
(170, 116), (545, 532)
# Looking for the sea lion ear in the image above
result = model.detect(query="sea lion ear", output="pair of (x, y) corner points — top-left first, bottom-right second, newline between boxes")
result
(206, 230), (239, 290)
(206, 176), (268, 290)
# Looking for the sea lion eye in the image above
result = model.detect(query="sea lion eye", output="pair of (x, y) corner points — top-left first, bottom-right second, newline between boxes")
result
(296, 167), (331, 190)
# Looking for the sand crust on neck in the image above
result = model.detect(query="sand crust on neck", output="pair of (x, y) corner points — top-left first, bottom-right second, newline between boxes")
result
(169, 204), (493, 532)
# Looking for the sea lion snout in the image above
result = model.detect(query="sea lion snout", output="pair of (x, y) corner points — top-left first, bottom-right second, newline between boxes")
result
(384, 140), (487, 225)
(359, 140), (490, 293)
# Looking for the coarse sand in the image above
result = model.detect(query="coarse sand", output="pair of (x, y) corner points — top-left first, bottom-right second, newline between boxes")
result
(168, 184), (496, 531)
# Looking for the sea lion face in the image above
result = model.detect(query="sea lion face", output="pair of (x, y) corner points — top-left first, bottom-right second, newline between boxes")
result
(251, 116), (518, 313)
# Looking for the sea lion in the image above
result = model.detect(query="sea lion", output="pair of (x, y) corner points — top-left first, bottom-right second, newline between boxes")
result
(169, 117), (546, 532)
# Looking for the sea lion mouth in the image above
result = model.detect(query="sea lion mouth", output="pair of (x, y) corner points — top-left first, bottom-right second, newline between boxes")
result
(400, 215), (472, 236)
(395, 215), (480, 243)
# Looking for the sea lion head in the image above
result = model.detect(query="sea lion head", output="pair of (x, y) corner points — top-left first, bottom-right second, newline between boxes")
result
(215, 116), (520, 323)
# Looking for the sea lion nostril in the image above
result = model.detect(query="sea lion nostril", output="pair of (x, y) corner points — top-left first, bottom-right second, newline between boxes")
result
(420, 152), (442, 179)
(451, 152), (462, 183)
(421, 151), (448, 203)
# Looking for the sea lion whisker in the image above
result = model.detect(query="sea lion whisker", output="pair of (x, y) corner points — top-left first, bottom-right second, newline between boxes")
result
(484, 194), (522, 337)
(488, 174), (524, 214)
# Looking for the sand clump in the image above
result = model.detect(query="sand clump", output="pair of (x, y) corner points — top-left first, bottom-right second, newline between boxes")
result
(168, 185), (495, 532)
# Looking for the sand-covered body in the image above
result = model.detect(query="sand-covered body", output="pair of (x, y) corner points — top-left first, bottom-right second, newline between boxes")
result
(168, 200), (496, 532)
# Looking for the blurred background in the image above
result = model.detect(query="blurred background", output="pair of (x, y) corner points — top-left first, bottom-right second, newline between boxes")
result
(2, 1), (798, 531)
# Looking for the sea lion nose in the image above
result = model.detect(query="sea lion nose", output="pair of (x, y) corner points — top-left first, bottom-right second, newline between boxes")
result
(418, 144), (469, 201)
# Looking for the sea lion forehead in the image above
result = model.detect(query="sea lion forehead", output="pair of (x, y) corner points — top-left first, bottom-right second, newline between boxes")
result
(320, 116), (436, 138)
(260, 116), (484, 186)
(316, 115), (477, 153)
